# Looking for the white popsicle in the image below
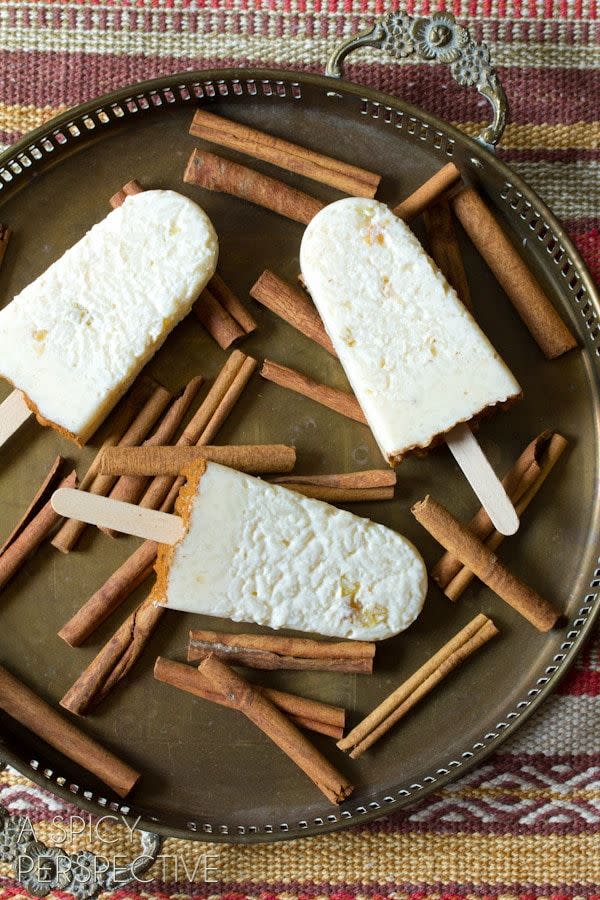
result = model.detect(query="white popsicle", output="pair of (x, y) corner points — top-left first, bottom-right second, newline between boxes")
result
(52, 461), (427, 641)
(300, 197), (521, 535)
(0, 190), (218, 446)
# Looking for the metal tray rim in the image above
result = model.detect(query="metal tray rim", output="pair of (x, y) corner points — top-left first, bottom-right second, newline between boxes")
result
(0, 65), (598, 844)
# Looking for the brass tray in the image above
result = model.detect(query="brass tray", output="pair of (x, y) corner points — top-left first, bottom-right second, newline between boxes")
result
(0, 11), (598, 853)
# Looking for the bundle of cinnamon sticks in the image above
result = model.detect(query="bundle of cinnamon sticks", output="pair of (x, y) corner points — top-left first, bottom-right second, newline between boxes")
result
(58, 350), (261, 710)
(198, 654), (354, 804)
(155, 657), (346, 739)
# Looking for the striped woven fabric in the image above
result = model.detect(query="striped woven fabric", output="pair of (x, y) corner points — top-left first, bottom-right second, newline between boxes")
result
(0, 1), (598, 897)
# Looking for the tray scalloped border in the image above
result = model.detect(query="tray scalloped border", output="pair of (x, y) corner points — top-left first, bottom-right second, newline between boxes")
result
(0, 67), (598, 843)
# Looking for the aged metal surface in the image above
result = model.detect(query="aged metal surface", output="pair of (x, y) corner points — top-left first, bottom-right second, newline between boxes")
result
(0, 69), (597, 844)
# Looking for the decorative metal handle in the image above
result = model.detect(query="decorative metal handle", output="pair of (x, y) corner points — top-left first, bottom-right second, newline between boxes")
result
(326, 10), (508, 149)
(0, 763), (162, 899)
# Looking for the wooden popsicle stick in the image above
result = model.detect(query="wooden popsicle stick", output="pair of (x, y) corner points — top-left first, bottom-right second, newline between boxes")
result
(0, 391), (32, 448)
(51, 488), (184, 544)
(445, 423), (519, 536)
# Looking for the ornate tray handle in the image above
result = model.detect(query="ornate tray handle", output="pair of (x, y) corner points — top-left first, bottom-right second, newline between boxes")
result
(0, 763), (162, 899)
(326, 10), (508, 148)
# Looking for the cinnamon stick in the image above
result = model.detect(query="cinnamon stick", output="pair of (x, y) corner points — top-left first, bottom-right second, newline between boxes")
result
(58, 352), (256, 680)
(194, 287), (245, 349)
(200, 655), (353, 804)
(261, 359), (367, 425)
(0, 664), (139, 797)
(194, 354), (257, 446)
(274, 470), (396, 489)
(139, 353), (257, 511)
(451, 186), (577, 359)
(337, 614), (498, 758)
(393, 163), (461, 221)
(154, 657), (345, 738)
(412, 495), (560, 632)
(60, 377), (156, 498)
(60, 598), (164, 716)
(272, 469), (395, 502)
(0, 455), (63, 556)
(102, 376), (203, 534)
(209, 272), (257, 335)
(433, 430), (568, 593)
(250, 270), (336, 355)
(138, 351), (247, 513)
(423, 197), (472, 310)
(285, 485), (394, 502)
(58, 540), (158, 647)
(99, 443), (296, 477)
(109, 179), (144, 209)
(0, 224), (11, 270)
(187, 630), (375, 673)
(444, 434), (568, 602)
(184, 149), (324, 226)
(0, 470), (77, 593)
(190, 109), (381, 198)
(51, 379), (171, 553)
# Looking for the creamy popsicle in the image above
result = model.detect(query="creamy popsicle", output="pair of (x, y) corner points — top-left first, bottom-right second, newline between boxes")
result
(151, 461), (427, 641)
(0, 190), (218, 444)
(300, 198), (521, 465)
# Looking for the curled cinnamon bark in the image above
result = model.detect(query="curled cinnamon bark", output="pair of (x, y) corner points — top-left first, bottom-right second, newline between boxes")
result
(99, 443), (296, 476)
(432, 430), (568, 597)
(51, 378), (171, 553)
(60, 598), (164, 716)
(393, 163), (461, 221)
(102, 376), (203, 533)
(200, 655), (354, 804)
(0, 664), (139, 797)
(451, 186), (577, 359)
(187, 630), (375, 673)
(154, 657), (345, 739)
(189, 109), (381, 197)
(272, 469), (395, 502)
(423, 197), (472, 310)
(250, 270), (336, 355)
(338, 614), (498, 758)
(412, 495), (560, 632)
(184, 149), (324, 225)
(194, 287), (245, 349)
(261, 359), (367, 424)
(0, 470), (77, 593)
(208, 272), (257, 336)
(109, 179), (144, 208)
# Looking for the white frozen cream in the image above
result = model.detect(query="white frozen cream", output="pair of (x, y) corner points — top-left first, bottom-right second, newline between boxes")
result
(153, 462), (427, 641)
(300, 197), (521, 463)
(0, 190), (218, 443)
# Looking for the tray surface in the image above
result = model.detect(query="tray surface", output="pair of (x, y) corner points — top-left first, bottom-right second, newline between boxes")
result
(0, 70), (598, 842)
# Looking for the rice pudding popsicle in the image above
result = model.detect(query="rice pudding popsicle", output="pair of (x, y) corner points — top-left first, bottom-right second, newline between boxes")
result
(154, 462), (427, 640)
(300, 198), (521, 532)
(0, 190), (218, 445)
(52, 461), (427, 641)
